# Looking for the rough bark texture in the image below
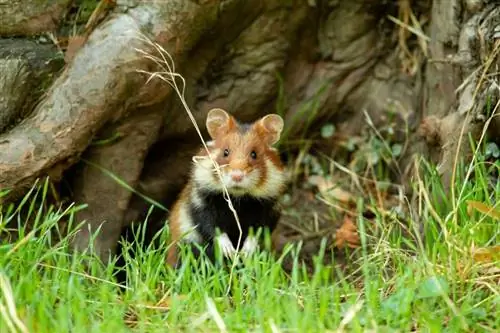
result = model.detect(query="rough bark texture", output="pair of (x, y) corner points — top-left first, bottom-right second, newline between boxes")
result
(0, 59), (31, 132)
(419, 1), (500, 193)
(0, 39), (64, 132)
(0, 0), (498, 262)
(0, 0), (72, 36)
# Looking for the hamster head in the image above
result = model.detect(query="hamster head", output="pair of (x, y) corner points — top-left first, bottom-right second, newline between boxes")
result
(193, 108), (287, 198)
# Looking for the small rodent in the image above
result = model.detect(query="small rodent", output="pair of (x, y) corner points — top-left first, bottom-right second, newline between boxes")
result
(166, 108), (288, 267)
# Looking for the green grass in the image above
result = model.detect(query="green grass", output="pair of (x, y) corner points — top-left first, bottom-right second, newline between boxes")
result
(0, 154), (499, 333)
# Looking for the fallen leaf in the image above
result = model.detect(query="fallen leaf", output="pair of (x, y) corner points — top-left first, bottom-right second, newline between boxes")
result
(334, 215), (360, 249)
(308, 175), (355, 204)
(65, 0), (116, 64)
(64, 35), (87, 63)
(466, 200), (500, 220)
(471, 246), (500, 263)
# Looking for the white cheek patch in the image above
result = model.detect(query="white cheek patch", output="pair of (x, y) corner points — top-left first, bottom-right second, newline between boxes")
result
(240, 235), (259, 257)
(215, 233), (236, 258)
(193, 153), (223, 192)
(244, 169), (261, 187)
(192, 151), (284, 199)
(251, 159), (286, 198)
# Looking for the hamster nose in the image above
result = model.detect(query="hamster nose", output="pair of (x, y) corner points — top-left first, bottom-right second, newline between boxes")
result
(230, 170), (244, 182)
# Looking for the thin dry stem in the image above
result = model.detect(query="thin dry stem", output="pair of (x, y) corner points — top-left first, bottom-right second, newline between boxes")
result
(134, 33), (244, 295)
(412, 162), (471, 330)
(450, 40), (500, 220)
(456, 101), (500, 204)
(37, 262), (129, 290)
(387, 13), (431, 41)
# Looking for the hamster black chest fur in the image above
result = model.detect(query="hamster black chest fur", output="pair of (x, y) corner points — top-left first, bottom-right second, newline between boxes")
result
(189, 189), (280, 247)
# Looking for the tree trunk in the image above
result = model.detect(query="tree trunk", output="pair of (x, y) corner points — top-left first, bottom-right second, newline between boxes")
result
(0, 0), (71, 36)
(0, 0), (498, 262)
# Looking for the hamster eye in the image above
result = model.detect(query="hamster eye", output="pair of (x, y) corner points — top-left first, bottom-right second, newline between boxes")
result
(223, 149), (230, 157)
(250, 150), (257, 160)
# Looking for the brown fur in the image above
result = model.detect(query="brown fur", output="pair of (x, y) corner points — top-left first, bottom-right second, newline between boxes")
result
(166, 109), (286, 267)
(166, 183), (191, 267)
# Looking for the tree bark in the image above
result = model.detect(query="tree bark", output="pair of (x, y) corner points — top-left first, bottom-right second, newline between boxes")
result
(0, 0), (498, 262)
(0, 39), (64, 133)
(0, 0), (72, 36)
(418, 1), (499, 194)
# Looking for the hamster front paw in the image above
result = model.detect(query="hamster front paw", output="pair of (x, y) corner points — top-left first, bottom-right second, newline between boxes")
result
(215, 233), (236, 259)
(240, 235), (259, 257)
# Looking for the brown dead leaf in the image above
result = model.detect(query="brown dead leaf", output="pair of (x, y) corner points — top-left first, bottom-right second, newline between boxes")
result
(471, 246), (500, 263)
(64, 0), (116, 64)
(85, 0), (116, 30)
(455, 247), (500, 286)
(334, 215), (360, 249)
(466, 200), (500, 220)
(308, 175), (355, 204)
(64, 35), (87, 63)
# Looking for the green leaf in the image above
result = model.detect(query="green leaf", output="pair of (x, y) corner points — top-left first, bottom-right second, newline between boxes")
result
(367, 151), (380, 165)
(485, 142), (499, 158)
(346, 138), (356, 151)
(391, 143), (402, 157)
(382, 287), (414, 317)
(320, 124), (335, 138)
(417, 276), (449, 299)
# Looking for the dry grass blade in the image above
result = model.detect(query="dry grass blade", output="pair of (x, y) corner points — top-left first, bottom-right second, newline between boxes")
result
(389, 0), (430, 74)
(38, 262), (129, 290)
(412, 161), (471, 330)
(133, 31), (244, 295)
(451, 40), (500, 219)
(387, 14), (430, 41)
(6, 230), (36, 256)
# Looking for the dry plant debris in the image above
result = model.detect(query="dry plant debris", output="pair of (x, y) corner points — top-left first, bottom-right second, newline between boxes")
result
(334, 215), (361, 249)
(124, 294), (187, 328)
(308, 175), (356, 205)
(466, 200), (500, 220)
(64, 0), (116, 63)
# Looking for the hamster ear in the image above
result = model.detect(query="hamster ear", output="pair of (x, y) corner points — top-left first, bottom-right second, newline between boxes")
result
(206, 108), (235, 139)
(257, 114), (284, 146)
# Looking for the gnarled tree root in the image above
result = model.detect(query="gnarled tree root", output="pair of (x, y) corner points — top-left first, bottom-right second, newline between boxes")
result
(0, 0), (498, 265)
(0, 0), (224, 262)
